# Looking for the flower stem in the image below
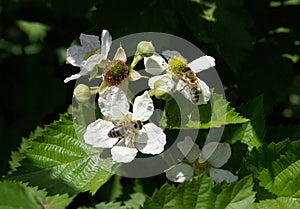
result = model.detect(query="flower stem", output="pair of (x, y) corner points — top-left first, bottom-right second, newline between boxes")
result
(130, 51), (143, 68)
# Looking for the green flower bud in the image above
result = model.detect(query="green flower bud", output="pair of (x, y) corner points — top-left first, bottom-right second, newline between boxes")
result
(73, 84), (91, 103)
(137, 41), (155, 57)
(154, 88), (172, 101)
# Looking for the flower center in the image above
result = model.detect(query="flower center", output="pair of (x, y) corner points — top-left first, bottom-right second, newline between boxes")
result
(103, 60), (130, 86)
(193, 159), (210, 175)
(168, 56), (187, 75)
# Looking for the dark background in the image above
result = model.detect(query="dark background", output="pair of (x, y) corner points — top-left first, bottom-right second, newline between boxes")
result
(1, 0), (299, 179)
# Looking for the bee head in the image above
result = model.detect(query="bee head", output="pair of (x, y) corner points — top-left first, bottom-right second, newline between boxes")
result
(134, 120), (143, 130)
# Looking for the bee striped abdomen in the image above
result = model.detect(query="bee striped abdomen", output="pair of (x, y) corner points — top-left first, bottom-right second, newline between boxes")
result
(190, 86), (200, 104)
(179, 67), (201, 104)
(107, 120), (143, 138)
(108, 126), (126, 138)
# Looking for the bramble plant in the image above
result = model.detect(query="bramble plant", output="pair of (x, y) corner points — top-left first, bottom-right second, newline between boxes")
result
(1, 22), (300, 209)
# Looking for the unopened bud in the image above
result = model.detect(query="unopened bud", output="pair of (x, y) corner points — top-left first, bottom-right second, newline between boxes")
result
(153, 75), (174, 100)
(73, 84), (91, 103)
(137, 41), (155, 57)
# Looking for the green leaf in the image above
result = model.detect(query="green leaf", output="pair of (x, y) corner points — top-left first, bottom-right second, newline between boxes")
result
(124, 193), (145, 209)
(16, 20), (50, 43)
(162, 93), (249, 129)
(181, 0), (253, 72)
(249, 197), (300, 209)
(44, 193), (74, 209)
(0, 181), (72, 209)
(79, 202), (125, 209)
(7, 110), (114, 195)
(8, 126), (44, 174)
(94, 202), (126, 209)
(259, 159), (300, 197)
(143, 175), (255, 209)
(224, 95), (265, 150)
(242, 139), (300, 197)
(79, 193), (145, 209)
(213, 0), (253, 72)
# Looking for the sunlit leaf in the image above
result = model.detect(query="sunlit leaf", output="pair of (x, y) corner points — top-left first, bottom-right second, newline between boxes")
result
(259, 159), (300, 197)
(0, 181), (72, 209)
(249, 197), (300, 209)
(241, 139), (300, 197)
(7, 110), (114, 195)
(162, 93), (249, 129)
(143, 175), (255, 209)
(78, 192), (145, 209)
(224, 95), (265, 150)
(16, 20), (50, 43)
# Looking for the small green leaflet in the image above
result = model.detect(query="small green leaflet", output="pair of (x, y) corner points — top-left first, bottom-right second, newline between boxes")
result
(7, 109), (114, 195)
(162, 93), (249, 129)
(249, 197), (300, 209)
(223, 95), (265, 150)
(78, 193), (145, 209)
(241, 139), (300, 198)
(143, 175), (255, 209)
(0, 181), (72, 209)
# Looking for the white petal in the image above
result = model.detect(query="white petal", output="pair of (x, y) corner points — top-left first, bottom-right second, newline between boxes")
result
(209, 168), (238, 183)
(83, 119), (118, 148)
(177, 136), (201, 163)
(111, 146), (138, 163)
(144, 54), (167, 75)
(148, 73), (175, 92)
(162, 50), (183, 59)
(135, 123), (166, 154)
(64, 73), (81, 83)
(81, 53), (106, 72)
(132, 91), (154, 121)
(66, 46), (85, 67)
(100, 29), (112, 58)
(188, 56), (215, 73)
(113, 46), (127, 62)
(98, 86), (130, 120)
(79, 33), (100, 52)
(148, 75), (164, 89)
(202, 142), (231, 168)
(165, 163), (194, 183)
(64, 70), (87, 83)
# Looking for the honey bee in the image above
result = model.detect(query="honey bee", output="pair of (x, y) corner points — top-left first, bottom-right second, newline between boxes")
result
(108, 119), (143, 147)
(178, 66), (201, 104)
(163, 54), (202, 104)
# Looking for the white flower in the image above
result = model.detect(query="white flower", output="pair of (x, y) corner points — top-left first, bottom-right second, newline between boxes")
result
(64, 29), (112, 83)
(165, 137), (238, 183)
(97, 45), (144, 93)
(144, 50), (215, 104)
(84, 86), (166, 163)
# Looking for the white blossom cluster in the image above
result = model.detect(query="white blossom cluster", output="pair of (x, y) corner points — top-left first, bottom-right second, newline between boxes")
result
(63, 29), (236, 186)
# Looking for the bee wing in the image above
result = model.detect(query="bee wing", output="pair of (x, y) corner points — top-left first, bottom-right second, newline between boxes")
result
(123, 132), (137, 148)
(162, 50), (183, 59)
(176, 79), (192, 101)
(188, 56), (215, 73)
(196, 78), (211, 104)
(176, 78), (210, 105)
